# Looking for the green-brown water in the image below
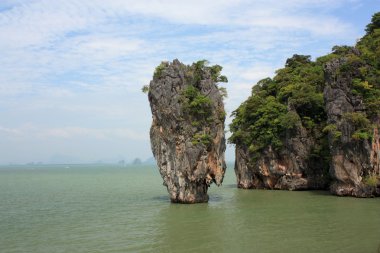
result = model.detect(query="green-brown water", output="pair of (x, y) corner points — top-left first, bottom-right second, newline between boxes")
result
(1, 164), (379, 253)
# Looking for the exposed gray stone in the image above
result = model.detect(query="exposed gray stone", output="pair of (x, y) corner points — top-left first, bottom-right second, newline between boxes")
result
(234, 118), (328, 191)
(148, 59), (226, 203)
(324, 54), (379, 197)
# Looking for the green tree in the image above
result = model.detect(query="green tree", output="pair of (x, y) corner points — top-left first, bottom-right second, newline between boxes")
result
(141, 85), (149, 93)
(365, 12), (380, 34)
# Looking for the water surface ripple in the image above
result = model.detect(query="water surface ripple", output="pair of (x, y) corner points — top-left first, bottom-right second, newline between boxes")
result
(1, 165), (379, 253)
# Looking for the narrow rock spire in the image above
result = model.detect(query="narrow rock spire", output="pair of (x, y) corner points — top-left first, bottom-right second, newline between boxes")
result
(147, 59), (227, 203)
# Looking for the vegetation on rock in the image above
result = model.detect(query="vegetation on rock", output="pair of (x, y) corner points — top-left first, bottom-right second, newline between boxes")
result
(153, 62), (166, 79)
(229, 54), (327, 161)
(180, 60), (228, 147)
(230, 12), (380, 194)
(230, 12), (380, 150)
(141, 85), (149, 93)
(364, 174), (378, 187)
(147, 59), (227, 203)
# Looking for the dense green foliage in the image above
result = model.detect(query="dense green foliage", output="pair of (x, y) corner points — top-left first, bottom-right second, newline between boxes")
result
(356, 13), (380, 120)
(365, 12), (380, 34)
(153, 62), (166, 79)
(322, 124), (342, 140)
(181, 60), (228, 146)
(145, 60), (228, 147)
(229, 12), (380, 164)
(191, 132), (212, 146)
(229, 54), (327, 157)
(141, 85), (149, 93)
(364, 174), (379, 187)
(181, 85), (212, 123)
(343, 112), (372, 140)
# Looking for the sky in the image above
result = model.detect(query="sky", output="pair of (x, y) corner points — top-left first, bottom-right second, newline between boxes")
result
(0, 0), (379, 164)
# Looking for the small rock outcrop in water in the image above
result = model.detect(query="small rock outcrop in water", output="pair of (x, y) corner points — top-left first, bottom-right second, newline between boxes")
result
(229, 13), (380, 197)
(148, 59), (227, 203)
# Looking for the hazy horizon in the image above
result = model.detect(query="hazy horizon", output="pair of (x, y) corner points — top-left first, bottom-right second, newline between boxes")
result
(1, 0), (379, 164)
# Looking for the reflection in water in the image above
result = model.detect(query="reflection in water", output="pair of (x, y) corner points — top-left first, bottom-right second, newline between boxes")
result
(152, 202), (225, 252)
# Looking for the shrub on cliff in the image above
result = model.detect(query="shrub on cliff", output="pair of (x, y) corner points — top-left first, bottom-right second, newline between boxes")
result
(181, 60), (228, 127)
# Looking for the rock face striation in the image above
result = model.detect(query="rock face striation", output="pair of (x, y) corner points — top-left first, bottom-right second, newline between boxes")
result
(148, 59), (227, 203)
(324, 52), (380, 197)
(234, 116), (327, 191)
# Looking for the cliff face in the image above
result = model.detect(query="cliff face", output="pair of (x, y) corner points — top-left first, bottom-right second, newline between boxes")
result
(371, 128), (380, 176)
(148, 59), (227, 203)
(230, 13), (380, 197)
(232, 53), (379, 196)
(234, 118), (327, 191)
(324, 53), (380, 197)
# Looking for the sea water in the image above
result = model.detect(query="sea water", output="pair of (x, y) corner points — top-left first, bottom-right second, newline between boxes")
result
(1, 164), (379, 253)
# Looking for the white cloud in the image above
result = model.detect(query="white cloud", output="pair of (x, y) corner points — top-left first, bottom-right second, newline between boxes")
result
(0, 0), (357, 50)
(239, 66), (275, 82)
(0, 0), (373, 163)
(0, 125), (21, 135)
(0, 0), (359, 96)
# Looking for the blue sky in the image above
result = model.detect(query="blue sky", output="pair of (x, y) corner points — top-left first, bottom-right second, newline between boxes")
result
(0, 0), (378, 164)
